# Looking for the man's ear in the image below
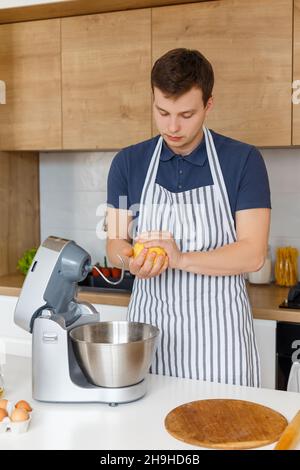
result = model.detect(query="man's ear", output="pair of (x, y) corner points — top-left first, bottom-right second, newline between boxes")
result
(205, 95), (214, 115)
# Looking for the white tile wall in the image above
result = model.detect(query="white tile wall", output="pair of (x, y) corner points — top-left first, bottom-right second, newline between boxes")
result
(40, 147), (300, 277)
(261, 148), (300, 279)
(40, 151), (116, 265)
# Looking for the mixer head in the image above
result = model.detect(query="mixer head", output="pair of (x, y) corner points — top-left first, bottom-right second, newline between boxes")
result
(14, 236), (92, 332)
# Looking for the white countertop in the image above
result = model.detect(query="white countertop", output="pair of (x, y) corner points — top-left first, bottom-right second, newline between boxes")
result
(0, 355), (300, 450)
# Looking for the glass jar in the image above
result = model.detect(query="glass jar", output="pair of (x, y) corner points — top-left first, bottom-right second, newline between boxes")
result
(275, 246), (299, 287)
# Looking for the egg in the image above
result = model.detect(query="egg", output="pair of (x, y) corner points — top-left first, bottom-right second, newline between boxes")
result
(0, 399), (8, 411)
(133, 242), (166, 265)
(15, 400), (32, 412)
(0, 408), (8, 422)
(10, 408), (29, 422)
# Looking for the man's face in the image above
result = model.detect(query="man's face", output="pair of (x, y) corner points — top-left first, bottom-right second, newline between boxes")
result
(153, 86), (213, 155)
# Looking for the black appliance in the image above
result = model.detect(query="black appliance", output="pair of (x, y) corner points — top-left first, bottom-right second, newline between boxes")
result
(279, 282), (300, 309)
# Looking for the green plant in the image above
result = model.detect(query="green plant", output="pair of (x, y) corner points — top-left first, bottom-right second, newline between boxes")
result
(17, 248), (37, 275)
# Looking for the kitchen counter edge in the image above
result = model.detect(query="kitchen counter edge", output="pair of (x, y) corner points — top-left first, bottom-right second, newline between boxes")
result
(0, 274), (299, 322)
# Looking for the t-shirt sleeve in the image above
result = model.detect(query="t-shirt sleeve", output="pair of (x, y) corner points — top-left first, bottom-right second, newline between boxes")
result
(235, 147), (271, 212)
(106, 150), (129, 210)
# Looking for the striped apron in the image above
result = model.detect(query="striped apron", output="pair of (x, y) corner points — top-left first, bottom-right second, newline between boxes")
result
(127, 126), (261, 387)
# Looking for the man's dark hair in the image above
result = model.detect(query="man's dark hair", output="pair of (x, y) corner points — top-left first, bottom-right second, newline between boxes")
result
(151, 48), (214, 106)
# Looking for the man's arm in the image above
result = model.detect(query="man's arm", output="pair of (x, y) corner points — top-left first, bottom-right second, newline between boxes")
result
(106, 207), (169, 278)
(106, 208), (133, 269)
(179, 208), (271, 276)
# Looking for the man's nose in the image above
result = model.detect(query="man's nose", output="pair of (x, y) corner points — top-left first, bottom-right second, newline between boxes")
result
(168, 117), (180, 134)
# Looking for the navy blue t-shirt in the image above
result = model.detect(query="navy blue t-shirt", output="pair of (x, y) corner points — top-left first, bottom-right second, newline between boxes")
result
(106, 129), (271, 224)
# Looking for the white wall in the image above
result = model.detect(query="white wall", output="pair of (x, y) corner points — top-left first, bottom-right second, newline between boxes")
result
(40, 147), (300, 276)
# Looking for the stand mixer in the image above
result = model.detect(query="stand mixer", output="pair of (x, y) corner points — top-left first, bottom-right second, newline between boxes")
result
(14, 236), (158, 405)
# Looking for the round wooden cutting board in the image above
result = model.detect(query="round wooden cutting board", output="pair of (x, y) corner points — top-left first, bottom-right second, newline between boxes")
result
(165, 399), (288, 449)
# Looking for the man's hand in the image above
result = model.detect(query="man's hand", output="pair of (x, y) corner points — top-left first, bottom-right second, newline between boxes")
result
(137, 231), (182, 270)
(121, 244), (168, 279)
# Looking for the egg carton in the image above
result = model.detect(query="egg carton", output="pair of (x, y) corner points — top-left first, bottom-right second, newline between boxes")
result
(0, 402), (31, 434)
(0, 416), (31, 434)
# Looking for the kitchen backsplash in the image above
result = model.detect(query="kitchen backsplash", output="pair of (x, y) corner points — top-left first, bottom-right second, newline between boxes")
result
(40, 151), (114, 265)
(40, 147), (300, 277)
(263, 148), (300, 280)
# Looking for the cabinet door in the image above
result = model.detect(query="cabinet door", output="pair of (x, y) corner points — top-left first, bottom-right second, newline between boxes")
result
(253, 319), (276, 389)
(61, 9), (151, 150)
(0, 19), (61, 150)
(152, 0), (292, 146)
(0, 295), (31, 357)
(293, 0), (300, 144)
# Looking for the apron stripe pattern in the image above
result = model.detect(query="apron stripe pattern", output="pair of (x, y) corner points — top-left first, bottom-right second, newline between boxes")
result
(205, 127), (236, 241)
(127, 127), (261, 387)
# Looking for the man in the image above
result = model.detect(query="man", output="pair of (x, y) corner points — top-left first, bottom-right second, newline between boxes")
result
(106, 48), (271, 387)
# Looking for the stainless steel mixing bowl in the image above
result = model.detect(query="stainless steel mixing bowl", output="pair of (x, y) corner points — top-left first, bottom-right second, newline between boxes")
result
(69, 321), (160, 388)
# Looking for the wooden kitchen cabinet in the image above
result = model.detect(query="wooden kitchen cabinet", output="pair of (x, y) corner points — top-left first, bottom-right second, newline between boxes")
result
(61, 9), (152, 149)
(0, 151), (40, 277)
(152, 0), (293, 147)
(293, 0), (300, 144)
(0, 1), (297, 151)
(0, 19), (62, 150)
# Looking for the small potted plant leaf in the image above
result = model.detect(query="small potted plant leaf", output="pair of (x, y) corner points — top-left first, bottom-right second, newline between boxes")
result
(17, 248), (37, 275)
